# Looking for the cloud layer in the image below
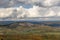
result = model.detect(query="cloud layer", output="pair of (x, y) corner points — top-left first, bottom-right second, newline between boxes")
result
(0, 0), (60, 20)
(0, 6), (60, 18)
(0, 0), (60, 8)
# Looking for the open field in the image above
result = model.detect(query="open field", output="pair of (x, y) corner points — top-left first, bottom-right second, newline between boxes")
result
(0, 31), (60, 40)
(0, 22), (60, 40)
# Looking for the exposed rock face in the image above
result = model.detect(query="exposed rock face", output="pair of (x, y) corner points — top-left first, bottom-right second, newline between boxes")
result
(19, 22), (34, 27)
(2, 22), (35, 28)
(8, 23), (19, 28)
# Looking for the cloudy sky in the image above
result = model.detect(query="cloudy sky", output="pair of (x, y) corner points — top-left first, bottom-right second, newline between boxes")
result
(0, 0), (60, 21)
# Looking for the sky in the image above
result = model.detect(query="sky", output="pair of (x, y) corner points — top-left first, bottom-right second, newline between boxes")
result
(0, 0), (60, 21)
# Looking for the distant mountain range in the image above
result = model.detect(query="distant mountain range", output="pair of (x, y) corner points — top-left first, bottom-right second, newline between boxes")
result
(0, 21), (60, 28)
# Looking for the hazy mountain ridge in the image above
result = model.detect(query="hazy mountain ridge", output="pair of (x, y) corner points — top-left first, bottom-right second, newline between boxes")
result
(0, 21), (60, 34)
(0, 21), (60, 28)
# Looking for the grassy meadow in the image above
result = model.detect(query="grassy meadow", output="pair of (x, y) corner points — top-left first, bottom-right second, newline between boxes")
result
(0, 22), (60, 40)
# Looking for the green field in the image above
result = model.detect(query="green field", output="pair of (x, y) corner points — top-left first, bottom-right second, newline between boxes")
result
(0, 22), (60, 40)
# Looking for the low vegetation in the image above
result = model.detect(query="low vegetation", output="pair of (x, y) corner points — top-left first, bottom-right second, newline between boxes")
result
(0, 22), (60, 40)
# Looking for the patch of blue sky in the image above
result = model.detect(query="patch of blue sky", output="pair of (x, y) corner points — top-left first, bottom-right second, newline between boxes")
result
(13, 3), (33, 9)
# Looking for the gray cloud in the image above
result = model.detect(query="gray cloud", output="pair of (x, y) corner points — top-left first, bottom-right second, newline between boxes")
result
(0, 0), (60, 20)
(0, 0), (60, 8)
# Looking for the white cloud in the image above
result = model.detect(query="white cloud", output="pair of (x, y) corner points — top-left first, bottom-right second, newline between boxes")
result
(0, 8), (16, 18)
(0, 6), (60, 19)
(0, 0), (60, 20)
(43, 0), (60, 6)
